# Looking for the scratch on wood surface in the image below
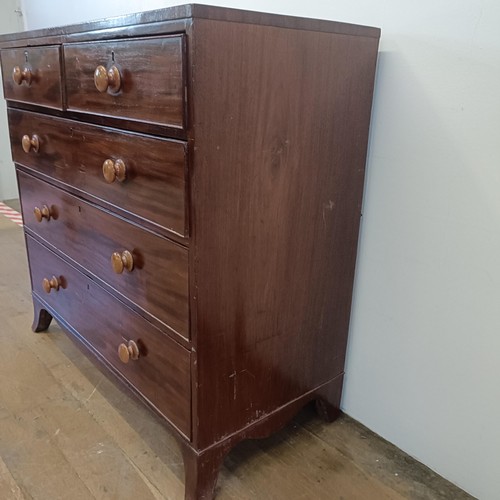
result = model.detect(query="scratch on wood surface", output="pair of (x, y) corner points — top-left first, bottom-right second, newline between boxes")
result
(229, 371), (237, 400)
(241, 369), (256, 379)
(322, 200), (335, 228)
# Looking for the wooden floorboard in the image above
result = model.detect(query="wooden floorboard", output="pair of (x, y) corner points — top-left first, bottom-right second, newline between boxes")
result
(0, 211), (474, 499)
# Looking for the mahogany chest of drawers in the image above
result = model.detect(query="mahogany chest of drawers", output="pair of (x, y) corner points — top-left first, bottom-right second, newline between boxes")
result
(0, 5), (380, 499)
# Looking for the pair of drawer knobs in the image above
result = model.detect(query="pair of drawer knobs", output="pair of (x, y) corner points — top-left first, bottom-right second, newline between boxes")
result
(35, 205), (134, 274)
(41, 274), (139, 364)
(22, 136), (126, 183)
(19, 60), (132, 365)
(12, 66), (32, 86)
(20, 59), (132, 366)
(13, 64), (122, 94)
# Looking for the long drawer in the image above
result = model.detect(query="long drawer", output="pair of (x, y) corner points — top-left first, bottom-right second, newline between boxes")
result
(26, 234), (191, 438)
(64, 36), (185, 129)
(0, 45), (63, 109)
(19, 170), (189, 340)
(9, 108), (188, 237)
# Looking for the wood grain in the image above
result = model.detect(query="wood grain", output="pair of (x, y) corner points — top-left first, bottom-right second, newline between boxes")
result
(9, 108), (188, 238)
(1, 6), (383, 498)
(26, 234), (191, 438)
(0, 45), (63, 109)
(189, 19), (380, 449)
(0, 5), (379, 47)
(18, 170), (189, 341)
(64, 36), (186, 129)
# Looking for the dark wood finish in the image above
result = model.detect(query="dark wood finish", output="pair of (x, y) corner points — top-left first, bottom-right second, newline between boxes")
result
(19, 170), (189, 341)
(0, 6), (380, 499)
(9, 108), (188, 237)
(31, 301), (53, 332)
(0, 5), (379, 47)
(64, 36), (185, 129)
(189, 18), (379, 450)
(315, 373), (344, 422)
(7, 99), (189, 140)
(181, 443), (227, 500)
(179, 374), (343, 499)
(0, 46), (63, 109)
(26, 235), (191, 438)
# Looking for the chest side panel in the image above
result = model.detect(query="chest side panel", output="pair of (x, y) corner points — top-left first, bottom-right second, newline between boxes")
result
(190, 19), (379, 449)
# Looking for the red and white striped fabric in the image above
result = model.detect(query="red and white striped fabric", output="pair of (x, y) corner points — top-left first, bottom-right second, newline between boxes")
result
(0, 201), (23, 227)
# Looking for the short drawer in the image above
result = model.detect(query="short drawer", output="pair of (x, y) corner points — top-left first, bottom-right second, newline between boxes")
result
(26, 235), (191, 438)
(9, 108), (188, 237)
(19, 170), (189, 341)
(0, 45), (63, 109)
(64, 36), (185, 129)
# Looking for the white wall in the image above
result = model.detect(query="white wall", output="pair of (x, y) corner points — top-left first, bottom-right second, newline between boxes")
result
(19, 0), (170, 29)
(0, 0), (23, 200)
(19, 1), (500, 498)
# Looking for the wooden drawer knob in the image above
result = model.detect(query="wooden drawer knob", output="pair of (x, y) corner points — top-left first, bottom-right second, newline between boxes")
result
(22, 134), (40, 153)
(94, 64), (121, 93)
(118, 340), (140, 363)
(111, 250), (134, 274)
(42, 276), (60, 293)
(12, 66), (32, 86)
(102, 159), (126, 183)
(34, 205), (51, 222)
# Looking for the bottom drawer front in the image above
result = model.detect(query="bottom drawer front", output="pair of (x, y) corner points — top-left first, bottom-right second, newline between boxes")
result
(26, 235), (191, 438)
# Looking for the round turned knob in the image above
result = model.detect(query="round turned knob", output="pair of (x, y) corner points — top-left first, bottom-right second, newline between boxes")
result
(34, 205), (51, 222)
(42, 276), (60, 293)
(111, 250), (134, 274)
(118, 340), (140, 363)
(22, 134), (40, 153)
(94, 64), (121, 93)
(12, 65), (32, 86)
(102, 158), (127, 183)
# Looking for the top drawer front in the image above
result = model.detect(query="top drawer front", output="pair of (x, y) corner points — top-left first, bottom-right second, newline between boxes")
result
(0, 46), (63, 109)
(64, 36), (185, 129)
